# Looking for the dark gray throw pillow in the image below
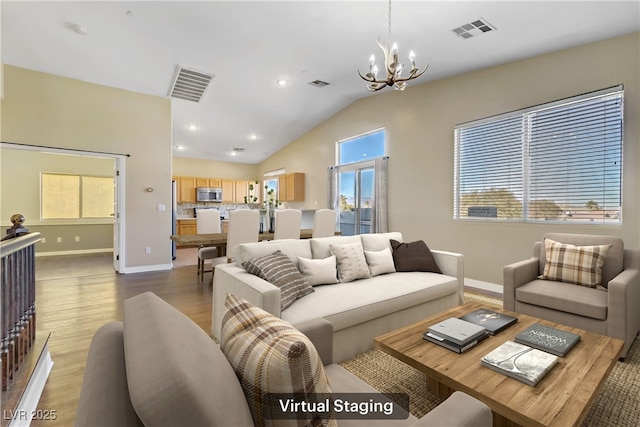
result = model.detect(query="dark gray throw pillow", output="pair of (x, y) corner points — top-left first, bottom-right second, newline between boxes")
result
(242, 250), (314, 310)
(390, 240), (442, 273)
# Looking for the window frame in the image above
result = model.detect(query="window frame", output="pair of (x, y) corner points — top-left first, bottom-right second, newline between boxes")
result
(453, 85), (623, 226)
(336, 128), (386, 166)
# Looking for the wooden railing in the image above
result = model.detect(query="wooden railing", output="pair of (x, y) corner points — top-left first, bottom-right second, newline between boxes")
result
(0, 232), (40, 391)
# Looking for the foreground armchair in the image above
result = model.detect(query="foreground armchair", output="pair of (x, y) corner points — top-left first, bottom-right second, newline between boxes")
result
(76, 292), (491, 427)
(503, 233), (640, 359)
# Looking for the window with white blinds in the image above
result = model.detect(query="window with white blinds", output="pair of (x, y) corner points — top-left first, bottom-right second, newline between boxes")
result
(454, 86), (623, 224)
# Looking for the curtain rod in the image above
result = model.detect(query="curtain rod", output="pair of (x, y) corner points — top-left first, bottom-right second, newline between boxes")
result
(0, 141), (131, 158)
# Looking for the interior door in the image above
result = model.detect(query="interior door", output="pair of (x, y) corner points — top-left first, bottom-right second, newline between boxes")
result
(112, 159), (122, 272)
(337, 162), (375, 236)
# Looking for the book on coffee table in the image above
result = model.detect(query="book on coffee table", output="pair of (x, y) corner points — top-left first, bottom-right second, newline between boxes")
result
(481, 340), (558, 386)
(423, 330), (489, 353)
(459, 308), (518, 335)
(427, 317), (487, 345)
(514, 323), (581, 357)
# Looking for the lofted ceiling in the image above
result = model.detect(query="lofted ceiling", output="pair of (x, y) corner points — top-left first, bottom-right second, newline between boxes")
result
(2, 1), (639, 164)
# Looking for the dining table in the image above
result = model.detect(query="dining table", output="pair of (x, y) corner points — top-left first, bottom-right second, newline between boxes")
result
(169, 228), (317, 257)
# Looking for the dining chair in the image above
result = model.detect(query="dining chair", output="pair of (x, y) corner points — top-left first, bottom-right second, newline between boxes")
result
(196, 209), (222, 282)
(312, 209), (337, 238)
(207, 209), (260, 286)
(273, 209), (302, 240)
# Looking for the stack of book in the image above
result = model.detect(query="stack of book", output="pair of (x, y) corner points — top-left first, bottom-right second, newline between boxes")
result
(423, 317), (489, 353)
(459, 308), (518, 335)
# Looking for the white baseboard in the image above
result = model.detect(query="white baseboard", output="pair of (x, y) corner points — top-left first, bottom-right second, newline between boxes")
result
(8, 338), (54, 427)
(35, 248), (113, 257)
(465, 278), (503, 295)
(120, 263), (173, 274)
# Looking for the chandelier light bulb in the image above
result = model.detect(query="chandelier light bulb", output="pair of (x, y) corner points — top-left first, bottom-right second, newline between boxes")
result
(372, 64), (379, 78)
(369, 54), (376, 65)
(409, 51), (416, 61)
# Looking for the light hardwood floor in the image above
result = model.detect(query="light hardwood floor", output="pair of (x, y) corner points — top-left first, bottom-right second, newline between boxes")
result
(30, 256), (209, 426)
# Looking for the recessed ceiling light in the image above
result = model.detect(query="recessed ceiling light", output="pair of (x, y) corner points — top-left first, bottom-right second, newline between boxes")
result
(249, 134), (258, 140)
(175, 145), (184, 150)
(277, 79), (288, 87)
(187, 124), (197, 131)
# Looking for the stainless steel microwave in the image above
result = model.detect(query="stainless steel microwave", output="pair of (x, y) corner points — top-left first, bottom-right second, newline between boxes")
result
(196, 187), (222, 202)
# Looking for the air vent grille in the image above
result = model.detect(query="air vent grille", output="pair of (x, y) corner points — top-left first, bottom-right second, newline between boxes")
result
(232, 147), (245, 152)
(168, 66), (214, 102)
(308, 80), (331, 88)
(452, 18), (496, 39)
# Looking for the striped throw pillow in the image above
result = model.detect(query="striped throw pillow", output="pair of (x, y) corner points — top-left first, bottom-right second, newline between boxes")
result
(542, 238), (612, 287)
(242, 251), (314, 310)
(220, 294), (335, 427)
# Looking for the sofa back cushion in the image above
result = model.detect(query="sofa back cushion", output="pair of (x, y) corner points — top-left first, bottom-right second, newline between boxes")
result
(310, 235), (361, 259)
(235, 239), (312, 267)
(123, 292), (253, 427)
(360, 232), (403, 251)
(221, 294), (335, 427)
(540, 233), (624, 287)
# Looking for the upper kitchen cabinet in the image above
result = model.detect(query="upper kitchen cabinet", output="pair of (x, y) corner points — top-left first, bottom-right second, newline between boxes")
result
(176, 176), (197, 203)
(221, 180), (235, 203)
(278, 172), (305, 202)
(196, 177), (222, 188)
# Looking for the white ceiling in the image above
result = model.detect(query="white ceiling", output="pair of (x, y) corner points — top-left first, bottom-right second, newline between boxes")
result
(2, 1), (639, 164)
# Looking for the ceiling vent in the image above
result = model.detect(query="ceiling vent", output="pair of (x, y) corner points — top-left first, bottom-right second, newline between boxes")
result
(308, 80), (331, 88)
(168, 66), (215, 102)
(452, 18), (496, 39)
(232, 147), (245, 153)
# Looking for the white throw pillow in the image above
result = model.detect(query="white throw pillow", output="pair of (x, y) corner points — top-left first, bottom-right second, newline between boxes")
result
(297, 256), (339, 286)
(364, 248), (396, 276)
(330, 242), (371, 283)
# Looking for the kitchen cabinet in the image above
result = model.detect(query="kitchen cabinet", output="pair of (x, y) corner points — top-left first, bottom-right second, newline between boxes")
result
(278, 172), (305, 202)
(177, 177), (197, 203)
(195, 178), (222, 188)
(177, 219), (197, 235)
(234, 180), (250, 203)
(221, 180), (235, 203)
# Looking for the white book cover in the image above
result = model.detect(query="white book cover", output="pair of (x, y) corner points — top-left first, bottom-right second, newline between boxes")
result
(481, 340), (559, 386)
(427, 317), (487, 345)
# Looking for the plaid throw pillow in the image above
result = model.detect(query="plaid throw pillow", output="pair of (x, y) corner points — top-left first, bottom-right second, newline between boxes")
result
(542, 238), (612, 287)
(220, 294), (335, 427)
(242, 250), (314, 310)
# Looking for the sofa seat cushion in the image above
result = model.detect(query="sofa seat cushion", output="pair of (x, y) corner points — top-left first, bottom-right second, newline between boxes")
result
(282, 272), (458, 331)
(515, 279), (608, 320)
(221, 294), (334, 427)
(123, 292), (253, 427)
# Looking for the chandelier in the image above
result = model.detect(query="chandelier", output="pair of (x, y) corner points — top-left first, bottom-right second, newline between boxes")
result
(358, 0), (428, 92)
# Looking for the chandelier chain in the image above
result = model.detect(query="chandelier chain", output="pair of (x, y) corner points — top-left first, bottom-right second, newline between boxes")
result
(387, 0), (392, 38)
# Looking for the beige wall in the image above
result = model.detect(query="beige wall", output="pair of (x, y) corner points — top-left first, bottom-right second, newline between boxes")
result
(0, 148), (114, 253)
(258, 33), (640, 285)
(172, 157), (258, 181)
(1, 66), (173, 271)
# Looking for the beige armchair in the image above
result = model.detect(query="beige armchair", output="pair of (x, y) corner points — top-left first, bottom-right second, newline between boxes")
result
(503, 233), (640, 359)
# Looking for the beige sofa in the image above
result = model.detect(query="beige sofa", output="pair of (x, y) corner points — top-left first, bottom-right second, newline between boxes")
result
(504, 233), (640, 359)
(212, 232), (464, 362)
(75, 292), (492, 427)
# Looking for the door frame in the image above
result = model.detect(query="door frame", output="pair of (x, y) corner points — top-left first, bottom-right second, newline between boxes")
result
(0, 142), (126, 272)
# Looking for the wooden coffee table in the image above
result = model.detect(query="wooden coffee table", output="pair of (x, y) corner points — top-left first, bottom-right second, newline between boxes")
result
(374, 302), (623, 427)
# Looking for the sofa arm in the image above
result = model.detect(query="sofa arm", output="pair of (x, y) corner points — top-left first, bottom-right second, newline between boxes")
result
(607, 263), (640, 357)
(75, 322), (144, 427)
(212, 263), (281, 341)
(293, 317), (334, 366)
(503, 258), (539, 311)
(432, 250), (464, 304)
(411, 391), (492, 427)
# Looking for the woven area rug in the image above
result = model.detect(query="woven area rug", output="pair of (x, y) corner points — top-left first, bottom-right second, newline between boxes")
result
(339, 292), (640, 426)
